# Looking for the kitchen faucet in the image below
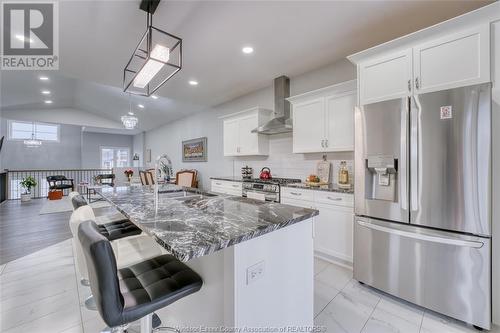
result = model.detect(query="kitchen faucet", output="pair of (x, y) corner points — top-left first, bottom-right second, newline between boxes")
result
(154, 153), (173, 214)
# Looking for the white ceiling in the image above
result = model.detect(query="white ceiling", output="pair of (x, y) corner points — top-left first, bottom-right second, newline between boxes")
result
(0, 0), (492, 131)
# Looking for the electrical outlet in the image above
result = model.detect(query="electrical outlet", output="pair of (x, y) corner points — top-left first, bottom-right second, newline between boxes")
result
(246, 261), (265, 285)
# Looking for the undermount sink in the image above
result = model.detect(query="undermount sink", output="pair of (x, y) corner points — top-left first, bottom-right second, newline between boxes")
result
(161, 190), (217, 201)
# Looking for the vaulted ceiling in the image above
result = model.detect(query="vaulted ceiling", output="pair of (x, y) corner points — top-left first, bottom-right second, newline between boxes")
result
(0, 0), (492, 131)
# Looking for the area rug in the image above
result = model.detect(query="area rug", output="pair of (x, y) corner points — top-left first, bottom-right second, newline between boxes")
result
(39, 196), (111, 215)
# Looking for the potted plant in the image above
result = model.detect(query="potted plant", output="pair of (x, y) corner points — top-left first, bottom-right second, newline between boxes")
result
(20, 176), (37, 202)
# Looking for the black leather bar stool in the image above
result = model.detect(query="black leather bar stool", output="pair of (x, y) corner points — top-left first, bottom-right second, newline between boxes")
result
(78, 221), (203, 333)
(71, 195), (142, 240)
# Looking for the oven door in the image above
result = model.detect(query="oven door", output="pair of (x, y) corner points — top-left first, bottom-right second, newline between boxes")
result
(243, 189), (279, 202)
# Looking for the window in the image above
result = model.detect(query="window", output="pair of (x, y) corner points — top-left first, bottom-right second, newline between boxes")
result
(101, 147), (130, 169)
(8, 120), (59, 142)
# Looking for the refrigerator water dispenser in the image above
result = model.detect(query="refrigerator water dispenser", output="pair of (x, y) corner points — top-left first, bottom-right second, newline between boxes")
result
(365, 155), (397, 202)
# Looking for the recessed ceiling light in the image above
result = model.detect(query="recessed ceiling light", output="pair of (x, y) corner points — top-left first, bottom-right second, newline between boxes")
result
(44, 100), (53, 104)
(151, 95), (159, 99)
(242, 46), (254, 54)
(39, 76), (49, 81)
(128, 111), (135, 115)
(15, 34), (33, 43)
(138, 104), (145, 109)
(41, 90), (51, 95)
(189, 80), (198, 86)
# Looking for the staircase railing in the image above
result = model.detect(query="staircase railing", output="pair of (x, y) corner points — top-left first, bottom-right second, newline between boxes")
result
(5, 169), (112, 199)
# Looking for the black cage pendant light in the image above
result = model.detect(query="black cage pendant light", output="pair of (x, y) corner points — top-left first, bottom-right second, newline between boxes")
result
(123, 0), (182, 96)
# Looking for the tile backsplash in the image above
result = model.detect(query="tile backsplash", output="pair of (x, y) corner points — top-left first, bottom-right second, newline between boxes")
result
(230, 133), (354, 184)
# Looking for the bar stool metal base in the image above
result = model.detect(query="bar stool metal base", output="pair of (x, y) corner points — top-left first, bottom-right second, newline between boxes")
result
(153, 328), (180, 333)
(84, 295), (97, 311)
(140, 313), (179, 333)
(100, 324), (129, 333)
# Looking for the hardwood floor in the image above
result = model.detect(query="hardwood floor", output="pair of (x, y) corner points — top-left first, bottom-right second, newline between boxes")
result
(0, 198), (73, 264)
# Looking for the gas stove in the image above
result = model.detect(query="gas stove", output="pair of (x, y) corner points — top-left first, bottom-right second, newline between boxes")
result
(242, 178), (301, 202)
(246, 177), (301, 185)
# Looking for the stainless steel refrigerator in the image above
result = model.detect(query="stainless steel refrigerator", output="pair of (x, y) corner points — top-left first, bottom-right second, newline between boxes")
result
(354, 83), (491, 329)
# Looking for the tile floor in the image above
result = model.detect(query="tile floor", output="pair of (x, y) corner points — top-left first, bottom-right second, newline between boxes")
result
(313, 258), (499, 333)
(0, 237), (498, 333)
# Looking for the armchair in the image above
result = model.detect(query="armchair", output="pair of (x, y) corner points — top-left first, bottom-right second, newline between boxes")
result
(47, 175), (74, 192)
(95, 174), (115, 187)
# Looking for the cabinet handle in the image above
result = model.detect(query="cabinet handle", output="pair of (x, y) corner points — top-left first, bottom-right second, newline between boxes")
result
(327, 196), (342, 201)
(232, 184), (239, 188)
(415, 77), (420, 90)
(290, 192), (302, 196)
(215, 182), (222, 185)
(407, 79), (411, 92)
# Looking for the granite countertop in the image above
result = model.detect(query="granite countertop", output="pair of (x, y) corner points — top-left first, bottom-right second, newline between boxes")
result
(96, 185), (318, 262)
(282, 183), (354, 194)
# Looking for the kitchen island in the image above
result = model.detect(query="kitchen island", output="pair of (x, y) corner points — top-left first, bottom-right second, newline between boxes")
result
(97, 185), (319, 330)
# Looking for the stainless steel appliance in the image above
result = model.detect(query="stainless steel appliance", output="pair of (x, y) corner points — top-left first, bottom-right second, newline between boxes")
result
(354, 83), (491, 329)
(242, 178), (301, 203)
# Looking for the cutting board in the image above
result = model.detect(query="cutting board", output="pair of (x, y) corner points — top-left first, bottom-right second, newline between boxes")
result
(317, 160), (331, 183)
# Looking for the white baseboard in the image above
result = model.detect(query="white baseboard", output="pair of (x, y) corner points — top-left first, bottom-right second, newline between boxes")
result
(315, 250), (353, 270)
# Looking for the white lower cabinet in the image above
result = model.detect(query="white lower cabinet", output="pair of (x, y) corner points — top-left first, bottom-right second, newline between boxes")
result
(314, 203), (353, 263)
(211, 180), (242, 196)
(281, 188), (354, 264)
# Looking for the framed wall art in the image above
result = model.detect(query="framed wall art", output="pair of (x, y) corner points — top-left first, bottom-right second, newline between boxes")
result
(182, 137), (207, 162)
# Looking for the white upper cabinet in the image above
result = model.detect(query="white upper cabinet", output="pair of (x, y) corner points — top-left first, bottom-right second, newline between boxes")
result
(222, 108), (272, 156)
(289, 80), (356, 154)
(325, 92), (356, 151)
(359, 49), (412, 105)
(354, 24), (490, 105)
(413, 24), (490, 94)
(238, 114), (260, 155)
(292, 98), (325, 153)
(223, 119), (239, 156)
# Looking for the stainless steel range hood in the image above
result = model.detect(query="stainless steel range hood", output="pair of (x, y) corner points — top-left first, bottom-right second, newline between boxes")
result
(252, 76), (292, 134)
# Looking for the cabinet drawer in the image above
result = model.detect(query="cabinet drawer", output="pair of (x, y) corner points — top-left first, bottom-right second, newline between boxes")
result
(281, 187), (314, 202)
(211, 180), (242, 195)
(281, 197), (315, 209)
(314, 191), (353, 208)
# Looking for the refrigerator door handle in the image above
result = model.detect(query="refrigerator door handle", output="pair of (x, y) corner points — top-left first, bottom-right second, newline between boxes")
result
(400, 98), (409, 211)
(410, 95), (420, 212)
(356, 220), (484, 248)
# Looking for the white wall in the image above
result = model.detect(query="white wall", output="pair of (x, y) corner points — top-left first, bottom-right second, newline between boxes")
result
(132, 132), (145, 167)
(0, 118), (82, 170)
(1, 107), (125, 130)
(81, 132), (134, 169)
(145, 59), (356, 190)
(0, 117), (135, 171)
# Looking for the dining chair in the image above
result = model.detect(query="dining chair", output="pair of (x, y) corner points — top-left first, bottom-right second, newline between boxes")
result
(175, 170), (198, 188)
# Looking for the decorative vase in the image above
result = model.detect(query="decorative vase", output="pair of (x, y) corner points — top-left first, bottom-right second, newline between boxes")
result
(21, 192), (31, 202)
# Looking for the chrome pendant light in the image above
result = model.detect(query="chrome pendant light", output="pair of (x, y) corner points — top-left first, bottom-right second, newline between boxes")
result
(121, 94), (139, 130)
(123, 0), (182, 97)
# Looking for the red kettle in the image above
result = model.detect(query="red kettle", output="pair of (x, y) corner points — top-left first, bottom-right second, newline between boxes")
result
(259, 167), (272, 180)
